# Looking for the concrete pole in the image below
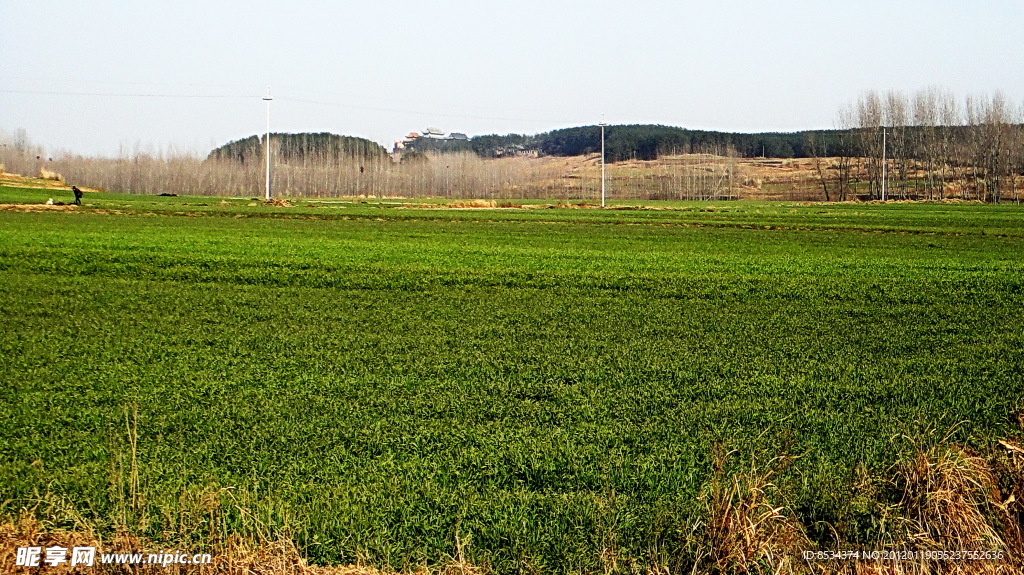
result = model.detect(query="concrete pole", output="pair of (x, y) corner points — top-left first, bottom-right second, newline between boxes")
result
(263, 87), (273, 201)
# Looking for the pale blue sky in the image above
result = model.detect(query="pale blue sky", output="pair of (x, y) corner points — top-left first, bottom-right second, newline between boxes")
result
(2, 1), (1022, 156)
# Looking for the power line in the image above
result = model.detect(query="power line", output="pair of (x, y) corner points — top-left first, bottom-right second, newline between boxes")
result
(7, 76), (256, 90)
(5, 78), (584, 121)
(0, 88), (257, 99)
(1, 87), (598, 132)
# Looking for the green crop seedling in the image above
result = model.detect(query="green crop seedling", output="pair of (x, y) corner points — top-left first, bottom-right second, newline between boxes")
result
(2, 184), (1023, 573)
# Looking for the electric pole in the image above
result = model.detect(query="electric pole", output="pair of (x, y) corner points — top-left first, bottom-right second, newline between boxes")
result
(881, 126), (887, 202)
(599, 117), (607, 207)
(263, 87), (273, 201)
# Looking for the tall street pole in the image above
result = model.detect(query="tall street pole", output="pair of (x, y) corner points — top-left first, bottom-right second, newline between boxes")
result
(263, 87), (273, 201)
(599, 118), (607, 207)
(881, 126), (887, 202)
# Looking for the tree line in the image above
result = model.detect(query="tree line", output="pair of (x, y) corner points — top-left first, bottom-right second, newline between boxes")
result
(4, 89), (1020, 203)
(532, 125), (828, 161)
(403, 126), (828, 161)
(814, 88), (1024, 202)
(405, 125), (885, 162)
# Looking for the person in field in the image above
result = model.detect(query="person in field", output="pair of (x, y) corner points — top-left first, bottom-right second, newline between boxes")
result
(72, 186), (83, 205)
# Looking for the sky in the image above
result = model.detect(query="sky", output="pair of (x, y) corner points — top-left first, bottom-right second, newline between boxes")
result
(2, 0), (1023, 157)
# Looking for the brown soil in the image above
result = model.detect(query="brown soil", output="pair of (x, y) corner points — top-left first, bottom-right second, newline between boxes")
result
(0, 203), (79, 212)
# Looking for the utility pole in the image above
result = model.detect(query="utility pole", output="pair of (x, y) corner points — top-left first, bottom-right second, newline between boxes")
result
(599, 117), (607, 207)
(881, 126), (887, 201)
(263, 87), (273, 201)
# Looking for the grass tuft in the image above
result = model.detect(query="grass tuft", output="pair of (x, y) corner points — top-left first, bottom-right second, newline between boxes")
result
(693, 447), (811, 574)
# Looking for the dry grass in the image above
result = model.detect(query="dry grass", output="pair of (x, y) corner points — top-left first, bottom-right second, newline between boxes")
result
(447, 199), (497, 208)
(892, 445), (1009, 550)
(0, 203), (79, 212)
(263, 198), (294, 207)
(1, 174), (82, 191)
(0, 514), (385, 574)
(680, 421), (1024, 575)
(0, 513), (493, 575)
(691, 448), (812, 574)
(834, 424), (1024, 575)
(6, 430), (1024, 574)
(39, 167), (64, 182)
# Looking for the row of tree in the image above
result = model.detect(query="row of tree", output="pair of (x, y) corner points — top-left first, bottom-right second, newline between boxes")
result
(404, 126), (827, 161)
(831, 88), (1024, 202)
(811, 89), (1024, 202)
(206, 93), (1021, 202)
(401, 133), (537, 157)
(5, 89), (1020, 202)
(532, 125), (828, 161)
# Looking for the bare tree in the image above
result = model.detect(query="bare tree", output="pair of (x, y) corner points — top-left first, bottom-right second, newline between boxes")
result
(884, 90), (910, 199)
(979, 92), (1015, 203)
(938, 92), (961, 199)
(833, 105), (856, 201)
(805, 132), (831, 201)
(856, 90), (885, 199)
(912, 88), (938, 199)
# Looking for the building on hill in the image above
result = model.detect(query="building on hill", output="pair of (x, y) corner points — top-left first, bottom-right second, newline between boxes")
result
(392, 128), (470, 155)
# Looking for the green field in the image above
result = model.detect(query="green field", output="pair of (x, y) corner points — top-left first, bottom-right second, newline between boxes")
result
(2, 185), (1024, 572)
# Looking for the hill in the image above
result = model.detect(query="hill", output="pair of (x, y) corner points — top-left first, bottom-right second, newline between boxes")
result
(208, 132), (388, 164)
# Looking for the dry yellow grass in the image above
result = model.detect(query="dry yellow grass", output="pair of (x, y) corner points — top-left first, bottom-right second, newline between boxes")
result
(676, 423), (1024, 575)
(263, 198), (294, 207)
(447, 199), (497, 208)
(0, 203), (79, 212)
(0, 513), (493, 575)
(694, 449), (812, 574)
(8, 432), (1024, 575)
(39, 167), (65, 183)
(0, 515), (384, 574)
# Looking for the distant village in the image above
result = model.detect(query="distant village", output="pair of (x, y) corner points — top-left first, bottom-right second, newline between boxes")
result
(392, 128), (468, 154)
